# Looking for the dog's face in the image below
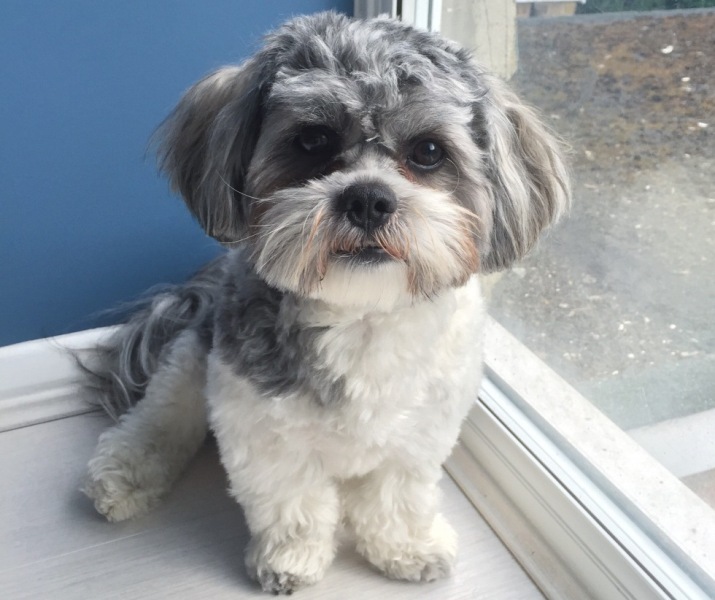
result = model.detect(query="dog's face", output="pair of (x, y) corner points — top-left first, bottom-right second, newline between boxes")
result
(157, 12), (569, 309)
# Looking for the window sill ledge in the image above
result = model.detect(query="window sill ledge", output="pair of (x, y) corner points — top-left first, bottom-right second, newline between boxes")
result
(445, 318), (715, 599)
(0, 328), (541, 599)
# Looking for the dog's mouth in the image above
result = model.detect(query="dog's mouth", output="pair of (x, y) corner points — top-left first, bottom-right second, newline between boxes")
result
(333, 244), (393, 265)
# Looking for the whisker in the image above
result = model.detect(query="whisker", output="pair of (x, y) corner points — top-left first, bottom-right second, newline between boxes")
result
(213, 229), (263, 246)
(305, 206), (326, 249)
(411, 205), (440, 253)
(301, 203), (326, 243)
(453, 204), (483, 236)
(259, 221), (297, 251)
(217, 173), (266, 202)
(445, 157), (461, 195)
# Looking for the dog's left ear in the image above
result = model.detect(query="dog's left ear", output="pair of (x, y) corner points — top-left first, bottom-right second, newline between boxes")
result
(476, 74), (571, 273)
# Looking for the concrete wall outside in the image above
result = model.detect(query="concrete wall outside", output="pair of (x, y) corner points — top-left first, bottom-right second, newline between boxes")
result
(440, 0), (518, 79)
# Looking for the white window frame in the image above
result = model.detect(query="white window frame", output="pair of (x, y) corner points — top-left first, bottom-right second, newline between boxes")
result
(355, 0), (442, 31)
(446, 318), (715, 599)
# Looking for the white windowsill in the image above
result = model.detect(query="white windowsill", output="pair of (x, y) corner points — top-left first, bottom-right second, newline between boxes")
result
(2, 321), (713, 598)
(444, 318), (715, 599)
(0, 327), (541, 599)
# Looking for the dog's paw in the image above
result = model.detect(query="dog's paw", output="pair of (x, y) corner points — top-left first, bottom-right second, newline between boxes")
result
(359, 513), (458, 583)
(83, 471), (163, 522)
(380, 548), (455, 583)
(246, 534), (334, 595)
(83, 450), (169, 522)
(254, 570), (311, 596)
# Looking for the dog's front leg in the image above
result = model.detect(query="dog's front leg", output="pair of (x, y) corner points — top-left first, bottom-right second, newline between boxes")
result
(212, 423), (340, 594)
(344, 461), (457, 583)
(84, 330), (208, 522)
(243, 482), (339, 594)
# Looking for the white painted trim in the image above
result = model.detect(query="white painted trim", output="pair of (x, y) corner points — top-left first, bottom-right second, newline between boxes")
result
(353, 0), (397, 19)
(448, 388), (709, 599)
(516, 0), (587, 4)
(3, 320), (714, 597)
(446, 421), (588, 600)
(0, 327), (116, 432)
(400, 0), (442, 31)
(447, 416), (657, 600)
(445, 318), (715, 598)
(355, 0), (442, 31)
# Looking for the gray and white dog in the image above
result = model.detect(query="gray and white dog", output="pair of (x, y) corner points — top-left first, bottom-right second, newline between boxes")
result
(82, 11), (569, 595)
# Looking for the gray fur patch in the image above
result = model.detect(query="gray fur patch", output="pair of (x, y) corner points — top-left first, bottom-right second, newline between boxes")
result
(77, 257), (224, 420)
(215, 252), (345, 405)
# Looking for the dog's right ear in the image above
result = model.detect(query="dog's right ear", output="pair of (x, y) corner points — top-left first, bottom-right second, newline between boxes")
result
(154, 59), (269, 244)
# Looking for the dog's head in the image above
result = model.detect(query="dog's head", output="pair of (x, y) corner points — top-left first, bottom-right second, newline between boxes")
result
(156, 12), (569, 309)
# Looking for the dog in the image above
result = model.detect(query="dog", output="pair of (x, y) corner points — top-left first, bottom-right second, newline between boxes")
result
(81, 11), (569, 595)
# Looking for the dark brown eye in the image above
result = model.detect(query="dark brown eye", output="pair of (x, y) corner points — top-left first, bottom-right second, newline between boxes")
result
(409, 140), (445, 169)
(296, 126), (336, 155)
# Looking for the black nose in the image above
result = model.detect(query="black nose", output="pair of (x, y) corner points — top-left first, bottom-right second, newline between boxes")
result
(336, 182), (397, 232)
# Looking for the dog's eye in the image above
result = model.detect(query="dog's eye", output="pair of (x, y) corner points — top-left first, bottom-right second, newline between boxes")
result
(296, 126), (336, 155)
(409, 140), (445, 170)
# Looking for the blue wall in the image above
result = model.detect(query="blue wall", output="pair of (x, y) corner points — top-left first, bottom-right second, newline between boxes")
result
(1, 0), (353, 346)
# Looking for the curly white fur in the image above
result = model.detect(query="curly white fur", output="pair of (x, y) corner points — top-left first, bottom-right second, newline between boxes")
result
(86, 278), (484, 592)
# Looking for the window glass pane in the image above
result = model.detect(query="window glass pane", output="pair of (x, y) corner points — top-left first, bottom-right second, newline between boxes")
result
(485, 4), (714, 508)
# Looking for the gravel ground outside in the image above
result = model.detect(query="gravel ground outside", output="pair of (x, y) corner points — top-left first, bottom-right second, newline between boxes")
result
(488, 9), (714, 429)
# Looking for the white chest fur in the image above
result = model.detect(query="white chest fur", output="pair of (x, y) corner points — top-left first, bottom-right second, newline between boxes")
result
(206, 276), (485, 479)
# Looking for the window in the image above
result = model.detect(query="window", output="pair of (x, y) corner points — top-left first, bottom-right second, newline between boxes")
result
(355, 0), (715, 597)
(488, 3), (715, 510)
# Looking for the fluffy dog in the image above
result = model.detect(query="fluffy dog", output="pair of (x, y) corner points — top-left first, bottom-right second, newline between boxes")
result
(82, 11), (569, 595)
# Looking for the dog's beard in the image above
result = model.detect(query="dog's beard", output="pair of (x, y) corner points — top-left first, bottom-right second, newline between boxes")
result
(250, 169), (479, 309)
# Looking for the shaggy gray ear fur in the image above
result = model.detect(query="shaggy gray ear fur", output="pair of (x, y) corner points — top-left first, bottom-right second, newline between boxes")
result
(154, 60), (270, 243)
(477, 74), (571, 272)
